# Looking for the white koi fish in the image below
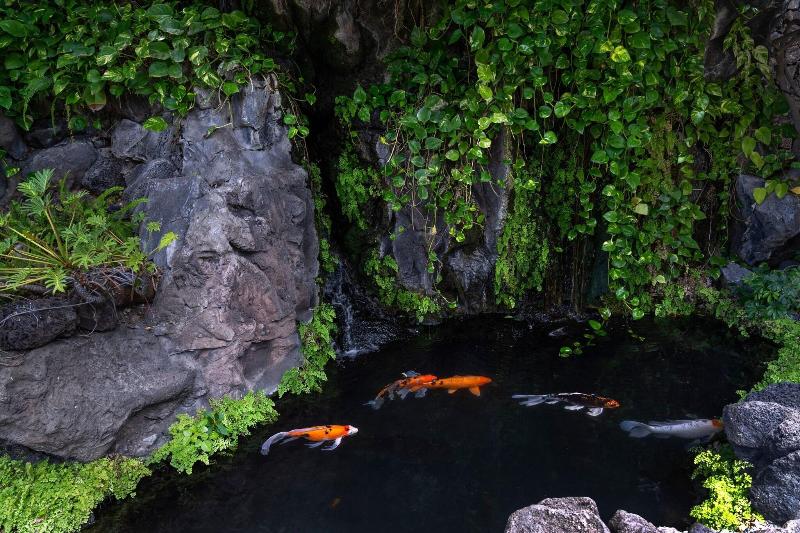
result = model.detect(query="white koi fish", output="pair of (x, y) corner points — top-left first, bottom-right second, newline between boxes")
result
(620, 419), (723, 440)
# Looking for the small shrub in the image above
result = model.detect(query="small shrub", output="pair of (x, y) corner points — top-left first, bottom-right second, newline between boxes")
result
(736, 267), (800, 320)
(0, 168), (175, 296)
(0, 455), (150, 533)
(690, 446), (762, 530)
(278, 303), (338, 396)
(149, 391), (277, 475)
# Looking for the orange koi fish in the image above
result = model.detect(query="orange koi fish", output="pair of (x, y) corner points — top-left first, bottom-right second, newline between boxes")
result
(365, 371), (437, 409)
(415, 375), (492, 397)
(513, 393), (621, 416)
(260, 424), (358, 455)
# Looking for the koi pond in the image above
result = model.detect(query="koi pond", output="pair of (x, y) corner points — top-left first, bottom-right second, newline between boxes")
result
(92, 317), (769, 532)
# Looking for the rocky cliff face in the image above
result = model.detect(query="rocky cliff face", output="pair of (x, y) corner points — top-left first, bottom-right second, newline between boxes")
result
(0, 79), (318, 461)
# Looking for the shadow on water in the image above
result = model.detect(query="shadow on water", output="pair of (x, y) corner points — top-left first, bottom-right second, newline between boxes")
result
(91, 317), (771, 533)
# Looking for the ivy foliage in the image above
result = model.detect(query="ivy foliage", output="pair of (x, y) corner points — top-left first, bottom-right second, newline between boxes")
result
(278, 303), (338, 396)
(335, 0), (792, 317)
(0, 168), (175, 295)
(690, 445), (762, 530)
(0, 455), (150, 533)
(0, 0), (297, 130)
(149, 391), (277, 475)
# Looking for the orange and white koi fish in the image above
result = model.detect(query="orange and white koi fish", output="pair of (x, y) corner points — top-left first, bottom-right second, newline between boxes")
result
(413, 375), (492, 397)
(513, 393), (621, 416)
(620, 419), (723, 440)
(365, 371), (437, 409)
(260, 425), (358, 455)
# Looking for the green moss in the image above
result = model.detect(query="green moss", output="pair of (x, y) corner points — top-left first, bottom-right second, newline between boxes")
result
(278, 303), (338, 396)
(364, 250), (440, 322)
(494, 174), (549, 308)
(690, 445), (762, 530)
(0, 455), (150, 533)
(306, 162), (338, 275)
(334, 147), (380, 230)
(149, 391), (278, 475)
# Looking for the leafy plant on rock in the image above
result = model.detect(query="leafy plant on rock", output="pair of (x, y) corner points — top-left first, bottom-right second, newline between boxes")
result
(0, 168), (175, 296)
(278, 303), (338, 396)
(149, 391), (277, 475)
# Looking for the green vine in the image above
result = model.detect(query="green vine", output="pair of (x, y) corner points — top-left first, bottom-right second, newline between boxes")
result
(0, 0), (310, 135)
(335, 0), (792, 318)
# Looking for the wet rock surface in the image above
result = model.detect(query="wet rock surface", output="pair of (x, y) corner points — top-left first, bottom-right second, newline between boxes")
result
(724, 383), (800, 523)
(0, 79), (318, 461)
(734, 175), (800, 266)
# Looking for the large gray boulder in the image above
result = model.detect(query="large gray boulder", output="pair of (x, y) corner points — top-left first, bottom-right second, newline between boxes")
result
(734, 175), (800, 265)
(504, 497), (610, 533)
(0, 333), (195, 460)
(724, 384), (800, 523)
(0, 78), (318, 461)
(751, 451), (800, 524)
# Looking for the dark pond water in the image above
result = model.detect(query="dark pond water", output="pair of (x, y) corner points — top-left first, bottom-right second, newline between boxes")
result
(92, 317), (769, 533)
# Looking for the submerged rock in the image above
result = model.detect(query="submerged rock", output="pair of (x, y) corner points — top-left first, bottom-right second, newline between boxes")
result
(724, 383), (800, 523)
(0, 78), (318, 461)
(504, 497), (610, 533)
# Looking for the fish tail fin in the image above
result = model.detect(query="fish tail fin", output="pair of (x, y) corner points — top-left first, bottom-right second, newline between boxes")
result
(260, 431), (289, 455)
(512, 394), (548, 407)
(620, 420), (652, 438)
(365, 397), (384, 410)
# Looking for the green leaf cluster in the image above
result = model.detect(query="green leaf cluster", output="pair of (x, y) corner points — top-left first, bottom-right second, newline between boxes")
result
(335, 0), (792, 317)
(690, 445), (762, 530)
(0, 169), (175, 295)
(278, 302), (338, 396)
(0, 455), (150, 533)
(149, 391), (277, 475)
(0, 0), (293, 129)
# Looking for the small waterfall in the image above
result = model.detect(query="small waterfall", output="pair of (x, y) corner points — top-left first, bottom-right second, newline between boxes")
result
(323, 259), (407, 356)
